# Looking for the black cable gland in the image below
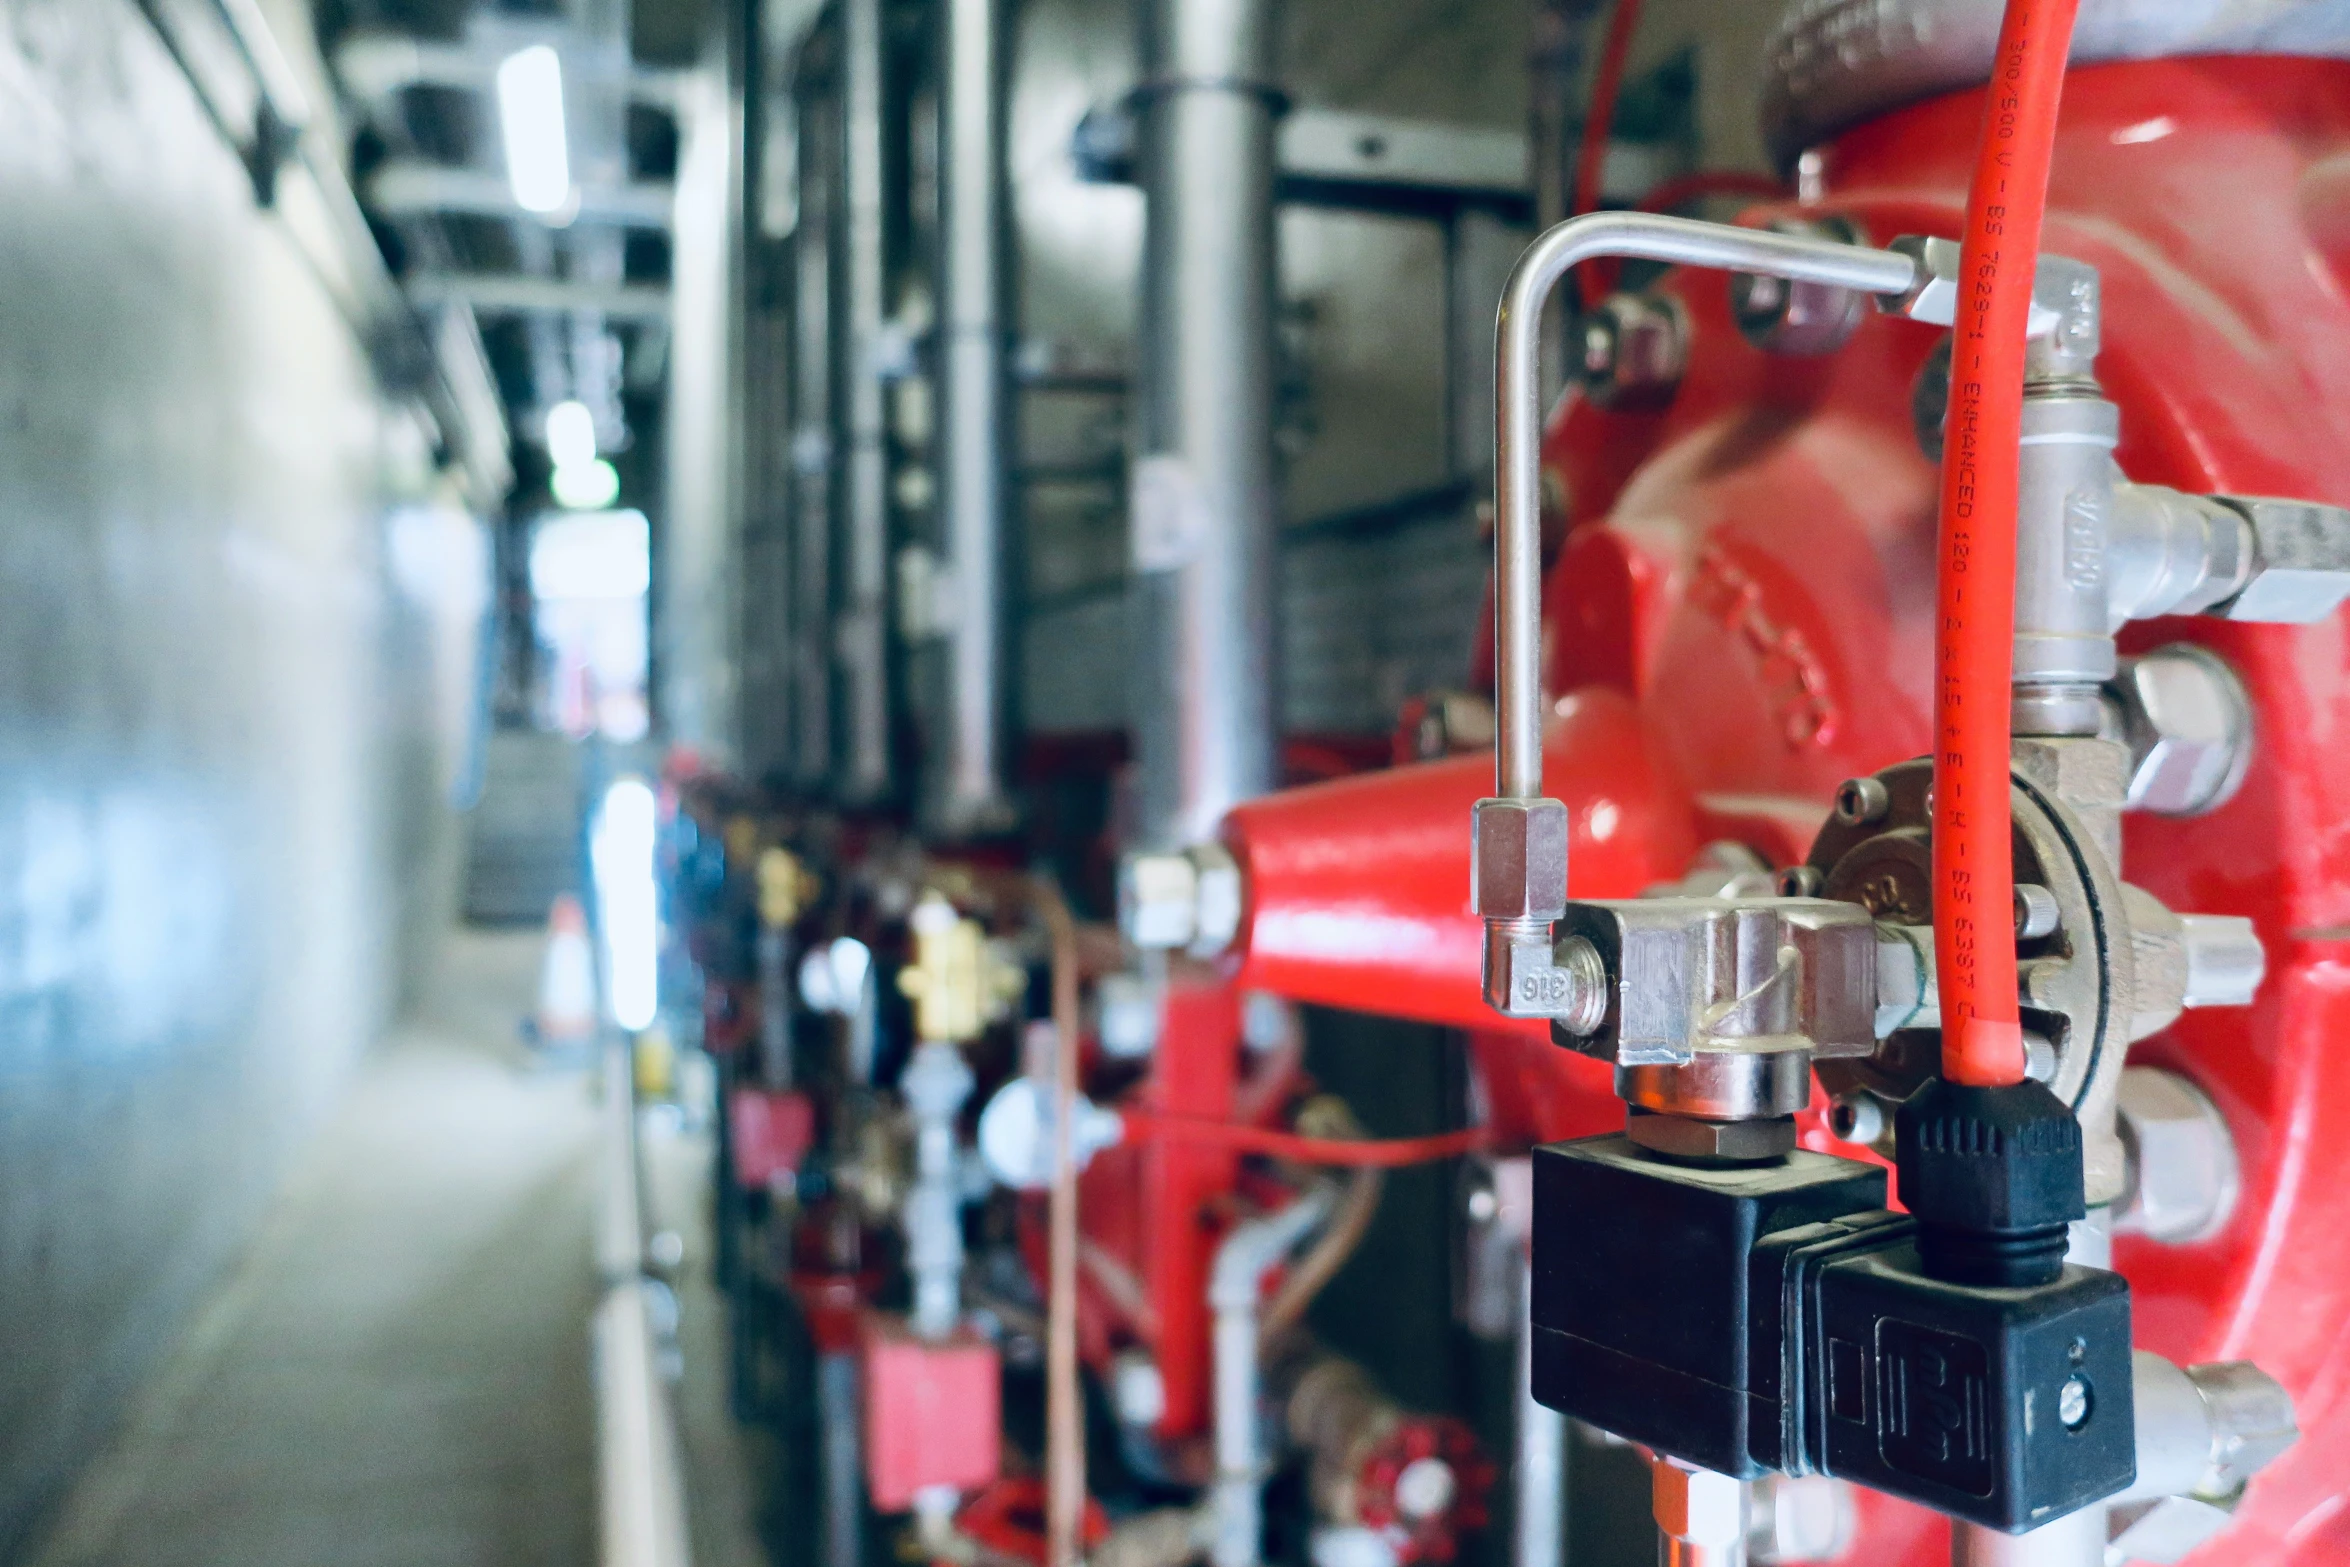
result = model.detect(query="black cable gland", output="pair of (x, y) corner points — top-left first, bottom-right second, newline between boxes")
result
(1894, 1077), (2085, 1287)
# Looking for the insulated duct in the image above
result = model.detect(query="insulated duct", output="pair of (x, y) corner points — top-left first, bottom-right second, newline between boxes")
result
(931, 0), (1014, 834)
(792, 69), (837, 789)
(1130, 0), (1282, 850)
(839, 0), (893, 801)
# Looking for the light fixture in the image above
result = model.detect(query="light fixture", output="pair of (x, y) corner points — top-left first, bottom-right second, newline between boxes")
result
(544, 399), (597, 470)
(495, 44), (572, 217)
(551, 458), (621, 511)
(590, 777), (660, 1032)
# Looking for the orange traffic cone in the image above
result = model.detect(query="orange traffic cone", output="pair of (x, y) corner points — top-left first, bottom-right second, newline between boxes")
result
(536, 893), (599, 1050)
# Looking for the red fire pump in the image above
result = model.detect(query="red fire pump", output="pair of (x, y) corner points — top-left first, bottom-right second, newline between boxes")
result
(1142, 52), (2350, 1567)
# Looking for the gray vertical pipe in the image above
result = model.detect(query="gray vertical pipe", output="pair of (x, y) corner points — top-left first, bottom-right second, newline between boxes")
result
(839, 0), (892, 800)
(1130, 0), (1281, 851)
(792, 84), (836, 787)
(932, 0), (1014, 833)
(1515, 1249), (1566, 1567)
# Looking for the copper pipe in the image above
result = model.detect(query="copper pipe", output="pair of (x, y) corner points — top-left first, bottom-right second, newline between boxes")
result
(1257, 1163), (1379, 1346)
(1080, 1238), (1162, 1341)
(1033, 878), (1086, 1567)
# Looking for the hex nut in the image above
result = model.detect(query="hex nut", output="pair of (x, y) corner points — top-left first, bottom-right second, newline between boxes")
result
(1627, 1110), (1798, 1164)
(1472, 797), (1570, 922)
(1119, 850), (1198, 950)
(2114, 1067), (2240, 1245)
(1732, 218), (1864, 358)
(1578, 293), (1687, 410)
(2115, 645), (2253, 816)
(1734, 269), (1863, 357)
(2211, 496), (2350, 622)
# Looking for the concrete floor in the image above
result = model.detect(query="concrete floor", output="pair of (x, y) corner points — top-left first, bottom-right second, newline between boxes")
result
(23, 929), (770, 1567)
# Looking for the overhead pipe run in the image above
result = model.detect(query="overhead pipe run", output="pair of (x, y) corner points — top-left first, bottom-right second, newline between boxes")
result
(839, 0), (894, 802)
(792, 72), (839, 791)
(368, 162), (675, 228)
(1130, 0), (1282, 850)
(930, 0), (1016, 835)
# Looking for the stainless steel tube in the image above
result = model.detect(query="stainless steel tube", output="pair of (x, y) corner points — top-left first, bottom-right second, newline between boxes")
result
(1951, 1511), (2104, 1567)
(1490, 214), (1916, 800)
(1514, 1249), (1566, 1567)
(792, 86), (836, 788)
(839, 0), (892, 800)
(1131, 0), (1281, 850)
(934, 0), (1013, 832)
(595, 1038), (693, 1567)
(1206, 1186), (1336, 1567)
(820, 1349), (864, 1567)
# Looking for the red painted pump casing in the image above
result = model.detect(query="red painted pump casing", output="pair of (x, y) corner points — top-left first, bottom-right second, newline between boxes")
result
(1214, 55), (2350, 1564)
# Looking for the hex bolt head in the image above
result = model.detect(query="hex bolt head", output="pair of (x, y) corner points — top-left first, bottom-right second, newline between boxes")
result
(2114, 1067), (2240, 1245)
(2114, 645), (2254, 816)
(1834, 776), (1891, 826)
(1777, 864), (1826, 898)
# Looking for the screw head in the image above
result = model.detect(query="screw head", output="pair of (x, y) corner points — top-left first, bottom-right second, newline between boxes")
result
(1777, 864), (1826, 898)
(2059, 1374), (2093, 1430)
(1828, 1094), (1885, 1146)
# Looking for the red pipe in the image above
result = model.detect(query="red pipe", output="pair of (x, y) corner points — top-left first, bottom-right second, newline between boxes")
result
(1931, 0), (2081, 1087)
(1225, 688), (1700, 1037)
(1571, 0), (1645, 296)
(1635, 169), (1787, 214)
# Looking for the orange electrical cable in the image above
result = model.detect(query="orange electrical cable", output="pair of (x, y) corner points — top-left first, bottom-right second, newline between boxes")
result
(1120, 1112), (1495, 1168)
(1931, 0), (2081, 1088)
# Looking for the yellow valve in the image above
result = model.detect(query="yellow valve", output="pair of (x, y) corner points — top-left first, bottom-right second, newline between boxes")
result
(634, 1024), (677, 1100)
(723, 814), (761, 869)
(757, 847), (816, 930)
(896, 890), (1024, 1044)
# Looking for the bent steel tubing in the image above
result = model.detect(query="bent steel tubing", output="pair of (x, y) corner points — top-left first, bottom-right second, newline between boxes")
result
(1488, 213), (1917, 801)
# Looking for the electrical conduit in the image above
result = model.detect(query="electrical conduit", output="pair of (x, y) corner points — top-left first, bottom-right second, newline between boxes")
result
(1209, 1186), (1341, 1567)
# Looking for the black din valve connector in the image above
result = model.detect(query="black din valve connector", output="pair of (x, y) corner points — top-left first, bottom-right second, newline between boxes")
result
(1529, 1072), (2137, 1532)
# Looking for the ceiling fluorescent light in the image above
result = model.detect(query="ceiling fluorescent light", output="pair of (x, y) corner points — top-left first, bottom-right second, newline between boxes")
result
(496, 45), (572, 217)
